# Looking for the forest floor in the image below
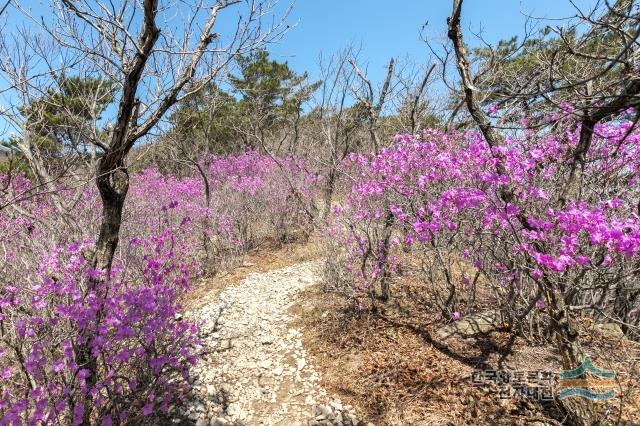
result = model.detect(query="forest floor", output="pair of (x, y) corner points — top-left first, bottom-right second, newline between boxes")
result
(177, 241), (640, 426)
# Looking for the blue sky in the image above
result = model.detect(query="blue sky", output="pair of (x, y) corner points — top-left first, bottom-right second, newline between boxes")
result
(266, 0), (594, 86)
(1, 0), (595, 138)
(9, 0), (595, 86)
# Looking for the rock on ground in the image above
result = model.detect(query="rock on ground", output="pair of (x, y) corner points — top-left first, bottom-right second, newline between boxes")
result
(437, 310), (506, 340)
(175, 261), (364, 426)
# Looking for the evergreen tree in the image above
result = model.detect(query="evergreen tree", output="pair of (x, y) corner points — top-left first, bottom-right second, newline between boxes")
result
(230, 49), (319, 148)
(20, 76), (114, 156)
(169, 82), (239, 154)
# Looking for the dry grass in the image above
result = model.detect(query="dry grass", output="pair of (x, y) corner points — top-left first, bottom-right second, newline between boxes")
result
(293, 277), (640, 426)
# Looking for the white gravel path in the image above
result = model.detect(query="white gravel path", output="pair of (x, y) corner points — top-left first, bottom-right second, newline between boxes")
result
(178, 261), (363, 426)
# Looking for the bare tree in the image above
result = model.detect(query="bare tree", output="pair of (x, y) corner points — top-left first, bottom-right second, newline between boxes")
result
(388, 60), (440, 134)
(310, 48), (360, 219)
(0, 0), (289, 420)
(446, 0), (640, 423)
(348, 56), (396, 153)
(406, 63), (437, 134)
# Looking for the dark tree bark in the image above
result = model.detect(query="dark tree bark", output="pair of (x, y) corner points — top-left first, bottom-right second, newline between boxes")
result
(62, 0), (229, 420)
(447, 1), (599, 423)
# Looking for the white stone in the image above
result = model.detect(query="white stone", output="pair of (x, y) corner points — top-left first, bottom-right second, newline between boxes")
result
(296, 358), (306, 370)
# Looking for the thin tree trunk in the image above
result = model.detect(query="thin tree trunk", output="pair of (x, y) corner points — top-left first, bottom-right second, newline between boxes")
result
(195, 162), (214, 273)
(322, 168), (336, 220)
(378, 211), (394, 301)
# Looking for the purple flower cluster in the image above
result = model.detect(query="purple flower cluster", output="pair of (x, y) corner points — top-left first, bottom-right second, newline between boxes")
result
(0, 151), (319, 424)
(331, 118), (640, 320)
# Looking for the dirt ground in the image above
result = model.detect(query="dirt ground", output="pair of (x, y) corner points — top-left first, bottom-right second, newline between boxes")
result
(186, 239), (640, 425)
(292, 278), (640, 425)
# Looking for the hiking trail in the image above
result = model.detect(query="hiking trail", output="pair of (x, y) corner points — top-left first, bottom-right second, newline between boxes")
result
(178, 261), (364, 426)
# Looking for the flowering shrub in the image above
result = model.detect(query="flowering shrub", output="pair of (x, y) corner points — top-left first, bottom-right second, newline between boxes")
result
(0, 176), (200, 424)
(1, 238), (199, 425)
(331, 117), (640, 338)
(125, 151), (319, 272)
(207, 151), (319, 252)
(0, 150), (319, 423)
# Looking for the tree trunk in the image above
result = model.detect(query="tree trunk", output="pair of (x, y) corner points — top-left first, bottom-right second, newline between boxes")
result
(545, 285), (599, 425)
(378, 212), (394, 301)
(195, 162), (215, 273)
(322, 168), (336, 220)
(74, 167), (129, 423)
(93, 170), (129, 273)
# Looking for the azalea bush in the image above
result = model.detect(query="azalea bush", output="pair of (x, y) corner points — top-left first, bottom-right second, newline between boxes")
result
(126, 151), (319, 273)
(0, 176), (201, 424)
(0, 151), (319, 424)
(330, 114), (640, 339)
(206, 151), (319, 255)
